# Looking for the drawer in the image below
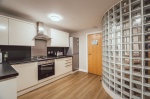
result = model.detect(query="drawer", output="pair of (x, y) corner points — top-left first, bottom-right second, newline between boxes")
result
(65, 64), (72, 72)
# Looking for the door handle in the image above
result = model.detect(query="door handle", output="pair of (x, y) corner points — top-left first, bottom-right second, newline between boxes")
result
(89, 54), (91, 55)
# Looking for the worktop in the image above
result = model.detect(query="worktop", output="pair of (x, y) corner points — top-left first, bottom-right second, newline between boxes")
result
(0, 63), (18, 80)
(0, 56), (72, 80)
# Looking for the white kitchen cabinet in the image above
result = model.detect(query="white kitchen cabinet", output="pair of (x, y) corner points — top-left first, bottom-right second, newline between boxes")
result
(9, 19), (36, 46)
(0, 78), (17, 99)
(0, 16), (9, 45)
(55, 57), (72, 77)
(12, 62), (38, 91)
(50, 28), (69, 47)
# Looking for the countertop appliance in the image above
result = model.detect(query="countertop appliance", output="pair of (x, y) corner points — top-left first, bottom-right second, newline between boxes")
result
(38, 59), (55, 80)
(67, 37), (79, 71)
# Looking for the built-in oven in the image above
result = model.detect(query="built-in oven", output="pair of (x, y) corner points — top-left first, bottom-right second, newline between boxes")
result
(38, 60), (55, 80)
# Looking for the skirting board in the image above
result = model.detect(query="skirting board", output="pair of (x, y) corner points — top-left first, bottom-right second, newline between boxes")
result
(79, 69), (88, 72)
(102, 81), (121, 99)
(17, 71), (73, 97)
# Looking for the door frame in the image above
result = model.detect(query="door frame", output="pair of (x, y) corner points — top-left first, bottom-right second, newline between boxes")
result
(85, 31), (102, 72)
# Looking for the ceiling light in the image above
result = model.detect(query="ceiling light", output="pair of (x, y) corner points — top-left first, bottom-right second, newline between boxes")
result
(48, 14), (63, 22)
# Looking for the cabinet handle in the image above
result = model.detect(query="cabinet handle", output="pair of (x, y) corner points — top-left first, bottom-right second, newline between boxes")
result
(66, 62), (72, 64)
(65, 59), (72, 61)
(65, 65), (71, 67)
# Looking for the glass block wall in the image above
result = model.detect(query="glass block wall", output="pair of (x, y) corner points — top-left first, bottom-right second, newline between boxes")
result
(102, 0), (150, 99)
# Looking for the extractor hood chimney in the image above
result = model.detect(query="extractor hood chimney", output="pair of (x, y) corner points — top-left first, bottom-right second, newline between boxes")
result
(34, 22), (51, 40)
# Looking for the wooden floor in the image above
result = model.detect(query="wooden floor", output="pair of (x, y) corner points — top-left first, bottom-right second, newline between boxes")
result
(18, 72), (112, 99)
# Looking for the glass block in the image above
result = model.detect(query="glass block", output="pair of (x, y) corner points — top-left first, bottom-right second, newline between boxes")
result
(116, 51), (121, 56)
(116, 71), (121, 77)
(116, 64), (121, 70)
(132, 26), (142, 34)
(122, 87), (130, 96)
(116, 58), (121, 63)
(116, 25), (121, 31)
(132, 51), (142, 58)
(132, 59), (142, 67)
(122, 14), (129, 22)
(132, 82), (142, 92)
(122, 6), (129, 14)
(144, 6), (150, 15)
(123, 65), (130, 73)
(144, 86), (150, 95)
(132, 10), (141, 18)
(144, 77), (150, 86)
(132, 91), (141, 99)
(123, 37), (130, 43)
(122, 0), (129, 7)
(144, 25), (150, 33)
(145, 34), (150, 41)
(123, 73), (130, 80)
(144, 0), (150, 6)
(116, 31), (121, 37)
(123, 29), (130, 36)
(132, 17), (142, 27)
(132, 35), (142, 42)
(115, 45), (121, 50)
(123, 44), (130, 50)
(145, 43), (150, 50)
(123, 51), (130, 57)
(115, 38), (121, 44)
(115, 18), (120, 24)
(144, 95), (150, 99)
(115, 3), (120, 11)
(144, 51), (150, 58)
(131, 0), (141, 11)
(123, 21), (130, 29)
(132, 43), (142, 50)
(144, 69), (150, 76)
(133, 75), (142, 84)
(144, 15), (150, 24)
(116, 77), (121, 85)
(132, 67), (142, 75)
(123, 58), (130, 65)
(115, 11), (120, 17)
(123, 80), (130, 88)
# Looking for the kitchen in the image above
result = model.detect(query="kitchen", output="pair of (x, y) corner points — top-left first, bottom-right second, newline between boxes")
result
(0, 0), (132, 99)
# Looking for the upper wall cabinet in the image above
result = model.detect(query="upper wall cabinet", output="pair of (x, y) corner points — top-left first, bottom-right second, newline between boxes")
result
(0, 16), (9, 45)
(50, 28), (69, 47)
(9, 19), (36, 46)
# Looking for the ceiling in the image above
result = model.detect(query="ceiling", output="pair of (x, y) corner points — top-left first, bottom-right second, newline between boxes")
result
(0, 0), (120, 33)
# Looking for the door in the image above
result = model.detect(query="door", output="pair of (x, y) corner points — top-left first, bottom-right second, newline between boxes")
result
(0, 16), (9, 45)
(9, 19), (36, 46)
(88, 33), (102, 75)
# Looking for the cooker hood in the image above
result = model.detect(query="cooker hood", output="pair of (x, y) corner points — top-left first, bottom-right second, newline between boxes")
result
(34, 22), (51, 40)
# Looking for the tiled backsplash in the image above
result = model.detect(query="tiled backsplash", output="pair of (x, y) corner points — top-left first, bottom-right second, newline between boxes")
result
(47, 47), (69, 57)
(31, 40), (47, 57)
(0, 45), (31, 61)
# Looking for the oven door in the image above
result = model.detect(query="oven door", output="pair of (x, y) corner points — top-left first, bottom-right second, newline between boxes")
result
(38, 63), (55, 80)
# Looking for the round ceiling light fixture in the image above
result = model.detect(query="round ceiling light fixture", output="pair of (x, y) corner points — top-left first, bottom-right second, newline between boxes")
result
(48, 13), (63, 22)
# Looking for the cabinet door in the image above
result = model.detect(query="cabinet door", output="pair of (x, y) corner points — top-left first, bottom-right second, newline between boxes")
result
(9, 19), (36, 46)
(12, 62), (38, 91)
(0, 16), (8, 45)
(64, 57), (72, 72)
(55, 58), (66, 76)
(51, 29), (69, 47)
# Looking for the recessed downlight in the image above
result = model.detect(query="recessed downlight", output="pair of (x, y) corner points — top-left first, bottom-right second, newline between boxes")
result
(48, 14), (63, 22)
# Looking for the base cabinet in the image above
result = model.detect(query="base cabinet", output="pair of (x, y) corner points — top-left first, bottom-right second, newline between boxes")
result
(12, 62), (38, 91)
(0, 78), (17, 99)
(55, 57), (72, 77)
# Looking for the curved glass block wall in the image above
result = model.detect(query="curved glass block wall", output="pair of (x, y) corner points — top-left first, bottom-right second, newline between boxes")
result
(102, 0), (150, 99)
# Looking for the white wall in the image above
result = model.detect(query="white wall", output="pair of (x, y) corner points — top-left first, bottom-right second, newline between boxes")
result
(70, 28), (102, 72)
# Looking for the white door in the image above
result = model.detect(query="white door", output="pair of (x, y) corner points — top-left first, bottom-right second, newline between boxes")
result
(51, 29), (69, 47)
(9, 19), (36, 46)
(12, 62), (38, 91)
(0, 16), (8, 45)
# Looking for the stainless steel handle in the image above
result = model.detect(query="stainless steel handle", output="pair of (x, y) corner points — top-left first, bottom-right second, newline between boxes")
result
(65, 65), (71, 67)
(41, 63), (53, 67)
